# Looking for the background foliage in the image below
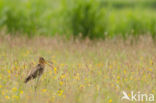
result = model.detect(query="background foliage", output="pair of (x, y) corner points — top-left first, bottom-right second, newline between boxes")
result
(0, 0), (156, 39)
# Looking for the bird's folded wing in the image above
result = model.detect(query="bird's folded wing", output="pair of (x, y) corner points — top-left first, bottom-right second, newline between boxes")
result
(27, 65), (40, 77)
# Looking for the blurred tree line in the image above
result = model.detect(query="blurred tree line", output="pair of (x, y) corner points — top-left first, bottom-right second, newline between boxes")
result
(0, 0), (156, 40)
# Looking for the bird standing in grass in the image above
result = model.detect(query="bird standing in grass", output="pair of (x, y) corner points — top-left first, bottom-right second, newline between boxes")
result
(24, 57), (46, 83)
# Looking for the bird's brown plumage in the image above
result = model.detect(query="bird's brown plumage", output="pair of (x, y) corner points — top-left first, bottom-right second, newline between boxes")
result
(24, 57), (46, 83)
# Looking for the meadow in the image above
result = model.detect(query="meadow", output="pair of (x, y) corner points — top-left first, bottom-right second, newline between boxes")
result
(0, 0), (156, 103)
(0, 35), (155, 103)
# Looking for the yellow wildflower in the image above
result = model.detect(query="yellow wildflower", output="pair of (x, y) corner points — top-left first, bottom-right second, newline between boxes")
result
(75, 73), (80, 80)
(1, 91), (5, 95)
(60, 74), (66, 79)
(117, 76), (120, 80)
(20, 90), (23, 94)
(5, 96), (10, 99)
(124, 70), (126, 74)
(54, 67), (57, 74)
(148, 68), (152, 72)
(8, 75), (11, 78)
(8, 70), (11, 74)
(59, 81), (63, 86)
(51, 96), (55, 101)
(42, 89), (47, 92)
(58, 89), (63, 96)
(109, 65), (112, 69)
(109, 99), (112, 103)
(60, 64), (64, 67)
(12, 87), (17, 92)
(12, 95), (19, 99)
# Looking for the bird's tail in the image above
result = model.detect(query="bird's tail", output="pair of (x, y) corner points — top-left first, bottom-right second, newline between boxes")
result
(24, 76), (31, 83)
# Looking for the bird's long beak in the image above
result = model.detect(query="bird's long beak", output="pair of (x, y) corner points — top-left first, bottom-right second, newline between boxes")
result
(46, 61), (54, 70)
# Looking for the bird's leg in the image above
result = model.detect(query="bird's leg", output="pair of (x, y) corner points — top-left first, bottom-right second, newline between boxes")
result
(34, 76), (40, 93)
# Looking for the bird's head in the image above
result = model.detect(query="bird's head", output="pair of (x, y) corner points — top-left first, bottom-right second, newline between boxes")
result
(39, 57), (46, 64)
(39, 57), (54, 70)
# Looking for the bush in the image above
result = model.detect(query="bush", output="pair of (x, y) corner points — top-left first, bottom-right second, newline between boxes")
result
(68, 0), (106, 39)
(0, 0), (45, 36)
(0, 0), (156, 40)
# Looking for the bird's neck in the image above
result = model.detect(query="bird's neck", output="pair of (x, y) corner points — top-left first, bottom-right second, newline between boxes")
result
(39, 63), (45, 67)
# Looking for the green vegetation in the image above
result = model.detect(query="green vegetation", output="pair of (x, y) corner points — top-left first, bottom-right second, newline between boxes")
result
(0, 36), (155, 103)
(0, 1), (155, 103)
(0, 0), (156, 39)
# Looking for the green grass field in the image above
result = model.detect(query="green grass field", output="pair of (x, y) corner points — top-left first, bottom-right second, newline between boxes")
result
(0, 35), (155, 103)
